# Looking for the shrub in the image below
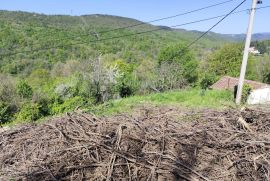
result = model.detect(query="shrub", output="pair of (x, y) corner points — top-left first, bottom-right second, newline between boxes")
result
(55, 84), (72, 99)
(207, 44), (258, 81)
(152, 62), (187, 92)
(0, 74), (17, 103)
(264, 73), (270, 84)
(158, 43), (198, 84)
(15, 103), (42, 123)
(200, 73), (218, 90)
(119, 83), (133, 98)
(242, 84), (252, 104)
(27, 69), (50, 87)
(16, 80), (33, 99)
(51, 96), (85, 114)
(116, 73), (139, 98)
(0, 102), (13, 124)
(32, 92), (51, 116)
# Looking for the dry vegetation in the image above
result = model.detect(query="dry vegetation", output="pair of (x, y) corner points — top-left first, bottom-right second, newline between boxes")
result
(0, 105), (270, 180)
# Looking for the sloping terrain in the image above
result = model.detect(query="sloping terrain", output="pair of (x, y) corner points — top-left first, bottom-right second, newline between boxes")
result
(0, 106), (269, 180)
(0, 10), (230, 67)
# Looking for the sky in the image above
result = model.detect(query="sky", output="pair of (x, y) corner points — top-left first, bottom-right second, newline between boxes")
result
(1, 0), (269, 34)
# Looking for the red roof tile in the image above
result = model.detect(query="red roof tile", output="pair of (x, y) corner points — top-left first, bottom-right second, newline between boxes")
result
(211, 76), (269, 90)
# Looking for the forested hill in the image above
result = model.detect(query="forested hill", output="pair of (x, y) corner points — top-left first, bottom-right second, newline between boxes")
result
(1, 10), (270, 125)
(0, 10), (232, 69)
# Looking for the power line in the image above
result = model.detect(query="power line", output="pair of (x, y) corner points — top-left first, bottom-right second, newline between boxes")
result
(1, 5), (269, 58)
(5, 0), (236, 51)
(183, 0), (247, 50)
(95, 0), (236, 33)
(187, 5), (270, 48)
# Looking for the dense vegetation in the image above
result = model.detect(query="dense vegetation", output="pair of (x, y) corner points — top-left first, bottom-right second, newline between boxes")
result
(0, 10), (270, 125)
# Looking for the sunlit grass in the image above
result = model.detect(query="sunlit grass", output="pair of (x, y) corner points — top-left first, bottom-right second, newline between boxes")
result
(3, 89), (235, 127)
(89, 88), (235, 116)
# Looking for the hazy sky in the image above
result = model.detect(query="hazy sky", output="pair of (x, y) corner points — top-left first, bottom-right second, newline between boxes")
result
(1, 0), (269, 34)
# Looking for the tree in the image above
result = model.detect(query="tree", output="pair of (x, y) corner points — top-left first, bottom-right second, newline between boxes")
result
(0, 102), (12, 124)
(251, 40), (270, 54)
(0, 74), (17, 103)
(153, 62), (187, 92)
(113, 59), (138, 97)
(15, 103), (42, 123)
(253, 54), (270, 83)
(158, 43), (198, 84)
(27, 69), (50, 87)
(16, 80), (33, 99)
(206, 43), (258, 80)
(199, 72), (218, 90)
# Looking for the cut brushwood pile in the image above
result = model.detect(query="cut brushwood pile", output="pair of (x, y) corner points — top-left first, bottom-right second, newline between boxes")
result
(0, 106), (270, 180)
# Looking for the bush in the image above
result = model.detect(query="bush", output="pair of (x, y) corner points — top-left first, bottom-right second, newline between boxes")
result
(116, 73), (139, 98)
(27, 69), (50, 87)
(242, 84), (252, 104)
(0, 74), (17, 103)
(158, 43), (198, 84)
(0, 102), (14, 124)
(119, 83), (133, 98)
(55, 84), (73, 99)
(51, 96), (85, 114)
(264, 73), (270, 84)
(16, 80), (33, 99)
(234, 84), (252, 104)
(152, 62), (187, 92)
(15, 103), (42, 123)
(200, 73), (218, 90)
(32, 92), (51, 117)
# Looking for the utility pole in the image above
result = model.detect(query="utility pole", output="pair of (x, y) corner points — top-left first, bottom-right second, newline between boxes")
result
(236, 0), (258, 105)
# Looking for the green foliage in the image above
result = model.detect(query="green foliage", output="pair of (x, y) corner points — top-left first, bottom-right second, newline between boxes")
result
(207, 44), (243, 77)
(89, 89), (234, 116)
(119, 83), (133, 97)
(0, 102), (13, 124)
(2, 10), (269, 126)
(16, 80), (33, 99)
(50, 96), (85, 114)
(152, 62), (187, 92)
(265, 73), (270, 84)
(0, 74), (17, 103)
(117, 73), (139, 98)
(252, 54), (270, 83)
(54, 84), (73, 99)
(199, 73), (218, 90)
(158, 43), (198, 84)
(206, 43), (261, 81)
(32, 92), (51, 116)
(27, 69), (51, 87)
(0, 10), (229, 75)
(15, 103), (42, 123)
(113, 60), (138, 97)
(251, 40), (270, 54)
(242, 84), (252, 104)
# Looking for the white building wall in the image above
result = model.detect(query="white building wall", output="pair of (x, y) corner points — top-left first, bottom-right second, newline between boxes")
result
(247, 87), (270, 105)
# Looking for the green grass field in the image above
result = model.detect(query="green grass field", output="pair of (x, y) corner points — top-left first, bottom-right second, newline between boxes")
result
(3, 88), (235, 127)
(88, 89), (235, 116)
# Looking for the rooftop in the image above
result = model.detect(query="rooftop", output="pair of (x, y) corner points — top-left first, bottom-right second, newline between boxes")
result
(211, 76), (270, 90)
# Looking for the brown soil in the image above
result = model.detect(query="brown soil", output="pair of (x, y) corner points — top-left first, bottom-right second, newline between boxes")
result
(0, 106), (270, 181)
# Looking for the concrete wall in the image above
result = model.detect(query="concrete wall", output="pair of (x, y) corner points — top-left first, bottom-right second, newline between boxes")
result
(247, 87), (270, 105)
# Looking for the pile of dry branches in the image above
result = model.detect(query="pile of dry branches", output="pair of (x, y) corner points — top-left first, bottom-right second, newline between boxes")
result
(0, 106), (270, 180)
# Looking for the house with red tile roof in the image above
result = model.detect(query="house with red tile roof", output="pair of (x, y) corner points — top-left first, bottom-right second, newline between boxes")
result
(211, 76), (270, 104)
(211, 76), (269, 90)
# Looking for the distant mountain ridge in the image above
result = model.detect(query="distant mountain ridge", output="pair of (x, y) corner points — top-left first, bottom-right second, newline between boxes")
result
(222, 33), (270, 41)
(1, 10), (269, 43)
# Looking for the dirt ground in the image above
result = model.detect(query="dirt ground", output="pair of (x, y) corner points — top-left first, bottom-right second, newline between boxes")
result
(0, 105), (270, 181)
